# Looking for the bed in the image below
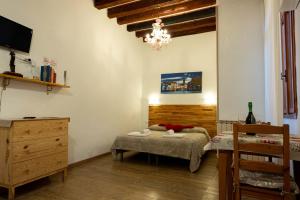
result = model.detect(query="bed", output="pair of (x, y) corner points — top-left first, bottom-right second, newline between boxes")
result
(111, 105), (217, 172)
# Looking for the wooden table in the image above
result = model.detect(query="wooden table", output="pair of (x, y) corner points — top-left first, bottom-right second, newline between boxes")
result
(204, 134), (300, 200)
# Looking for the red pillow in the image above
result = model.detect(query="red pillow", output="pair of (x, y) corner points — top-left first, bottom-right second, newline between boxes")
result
(159, 124), (194, 132)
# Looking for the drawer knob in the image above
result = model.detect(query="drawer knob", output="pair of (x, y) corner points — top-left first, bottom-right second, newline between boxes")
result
(25, 130), (30, 134)
(24, 145), (29, 149)
(24, 169), (30, 174)
(56, 138), (60, 142)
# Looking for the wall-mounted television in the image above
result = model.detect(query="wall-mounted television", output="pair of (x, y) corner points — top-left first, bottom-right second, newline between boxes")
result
(0, 16), (33, 53)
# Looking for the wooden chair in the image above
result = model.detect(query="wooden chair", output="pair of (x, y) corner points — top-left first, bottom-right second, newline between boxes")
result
(233, 123), (293, 200)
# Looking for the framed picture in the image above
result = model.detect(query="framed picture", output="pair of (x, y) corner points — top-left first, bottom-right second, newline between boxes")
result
(161, 72), (202, 94)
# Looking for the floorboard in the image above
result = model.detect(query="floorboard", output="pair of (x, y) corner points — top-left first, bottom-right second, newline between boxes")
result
(0, 152), (219, 200)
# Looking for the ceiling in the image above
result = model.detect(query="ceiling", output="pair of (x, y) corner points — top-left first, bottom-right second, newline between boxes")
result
(94, 0), (217, 40)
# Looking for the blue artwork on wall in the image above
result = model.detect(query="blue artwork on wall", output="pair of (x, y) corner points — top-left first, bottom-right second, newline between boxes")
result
(161, 72), (202, 94)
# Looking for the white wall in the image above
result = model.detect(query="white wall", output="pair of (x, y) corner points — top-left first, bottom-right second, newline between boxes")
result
(264, 0), (283, 125)
(141, 33), (217, 128)
(0, 0), (144, 163)
(284, 7), (300, 135)
(218, 0), (266, 121)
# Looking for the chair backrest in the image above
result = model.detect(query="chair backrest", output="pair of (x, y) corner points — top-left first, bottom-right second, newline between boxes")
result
(233, 124), (290, 193)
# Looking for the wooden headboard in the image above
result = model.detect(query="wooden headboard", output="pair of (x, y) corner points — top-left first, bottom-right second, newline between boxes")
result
(149, 105), (217, 137)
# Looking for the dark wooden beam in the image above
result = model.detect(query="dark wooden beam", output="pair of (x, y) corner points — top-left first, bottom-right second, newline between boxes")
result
(142, 25), (216, 40)
(136, 17), (216, 38)
(108, 0), (193, 18)
(127, 7), (215, 32)
(117, 0), (216, 25)
(171, 25), (216, 38)
(94, 0), (139, 9)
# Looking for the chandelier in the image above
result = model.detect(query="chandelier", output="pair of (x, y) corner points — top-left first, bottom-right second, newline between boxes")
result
(145, 19), (171, 50)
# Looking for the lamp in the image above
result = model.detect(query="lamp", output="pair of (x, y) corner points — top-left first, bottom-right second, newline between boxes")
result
(145, 19), (171, 50)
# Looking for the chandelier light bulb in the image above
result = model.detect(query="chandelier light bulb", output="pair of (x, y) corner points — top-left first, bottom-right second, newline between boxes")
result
(144, 18), (171, 50)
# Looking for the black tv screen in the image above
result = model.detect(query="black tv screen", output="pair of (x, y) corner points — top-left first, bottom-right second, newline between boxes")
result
(0, 16), (33, 53)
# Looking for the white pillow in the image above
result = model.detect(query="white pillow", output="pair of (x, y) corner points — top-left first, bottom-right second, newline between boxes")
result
(181, 127), (207, 133)
(148, 124), (167, 131)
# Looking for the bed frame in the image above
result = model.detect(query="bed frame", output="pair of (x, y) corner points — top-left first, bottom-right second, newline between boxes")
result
(149, 105), (217, 137)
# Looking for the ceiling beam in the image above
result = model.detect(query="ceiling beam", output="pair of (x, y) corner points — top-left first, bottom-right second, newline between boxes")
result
(94, 0), (140, 9)
(142, 25), (216, 40)
(127, 7), (215, 32)
(135, 17), (216, 38)
(117, 0), (216, 25)
(108, 0), (193, 18)
(170, 25), (216, 38)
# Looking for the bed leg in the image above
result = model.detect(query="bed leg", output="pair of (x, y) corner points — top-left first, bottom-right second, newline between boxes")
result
(117, 150), (123, 161)
(147, 153), (151, 164)
(155, 155), (159, 166)
(119, 151), (123, 162)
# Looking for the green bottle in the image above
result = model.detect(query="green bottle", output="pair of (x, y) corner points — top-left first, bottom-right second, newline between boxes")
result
(245, 102), (256, 135)
(245, 102), (256, 124)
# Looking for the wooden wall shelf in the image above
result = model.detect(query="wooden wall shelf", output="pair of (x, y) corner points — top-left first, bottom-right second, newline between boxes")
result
(0, 73), (70, 94)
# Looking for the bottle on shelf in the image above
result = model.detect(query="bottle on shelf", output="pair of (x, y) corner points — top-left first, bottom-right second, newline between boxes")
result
(50, 59), (57, 83)
(28, 60), (40, 80)
(40, 58), (57, 83)
(245, 102), (256, 135)
(40, 58), (49, 82)
(64, 70), (68, 86)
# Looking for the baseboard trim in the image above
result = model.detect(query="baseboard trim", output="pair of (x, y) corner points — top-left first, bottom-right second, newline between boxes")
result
(68, 152), (111, 168)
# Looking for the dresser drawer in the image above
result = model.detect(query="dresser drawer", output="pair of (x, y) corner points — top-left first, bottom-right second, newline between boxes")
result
(12, 135), (68, 163)
(12, 152), (67, 185)
(12, 120), (68, 142)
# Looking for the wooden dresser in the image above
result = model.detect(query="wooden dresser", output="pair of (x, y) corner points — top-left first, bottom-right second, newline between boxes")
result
(0, 118), (69, 200)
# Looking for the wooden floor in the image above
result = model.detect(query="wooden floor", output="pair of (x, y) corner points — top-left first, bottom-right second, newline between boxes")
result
(0, 152), (219, 200)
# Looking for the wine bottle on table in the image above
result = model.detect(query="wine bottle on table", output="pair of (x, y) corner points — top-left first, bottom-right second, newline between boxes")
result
(245, 102), (256, 135)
